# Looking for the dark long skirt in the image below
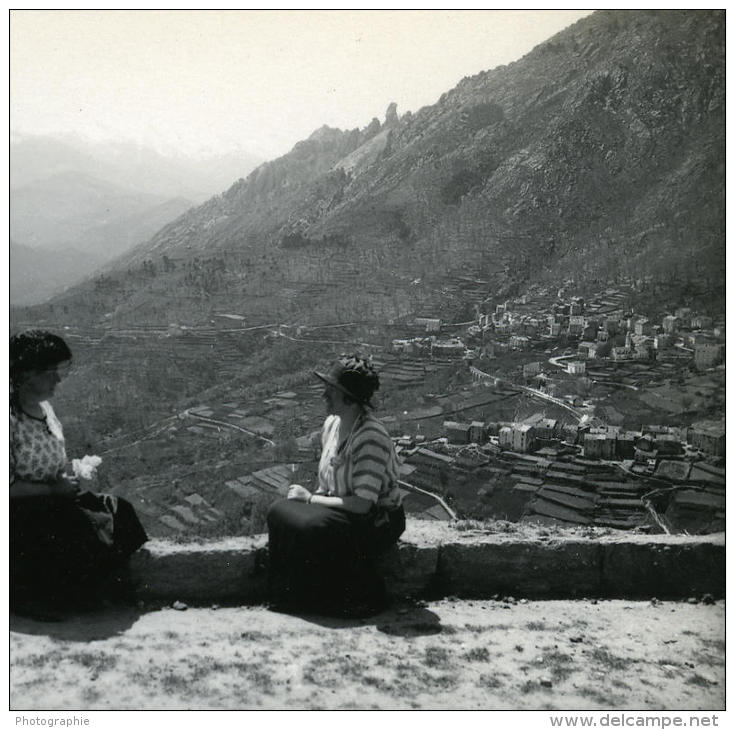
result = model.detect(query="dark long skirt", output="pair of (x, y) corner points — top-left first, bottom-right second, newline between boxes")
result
(266, 499), (405, 614)
(10, 494), (148, 605)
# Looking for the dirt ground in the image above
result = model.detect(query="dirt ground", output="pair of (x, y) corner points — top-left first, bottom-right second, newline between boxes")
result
(10, 598), (725, 710)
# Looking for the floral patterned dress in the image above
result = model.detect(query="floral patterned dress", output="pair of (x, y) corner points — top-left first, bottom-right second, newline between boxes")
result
(10, 401), (147, 603)
(10, 401), (67, 485)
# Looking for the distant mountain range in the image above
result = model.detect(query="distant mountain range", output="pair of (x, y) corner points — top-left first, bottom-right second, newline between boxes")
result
(18, 10), (724, 326)
(10, 134), (265, 202)
(11, 171), (192, 254)
(10, 238), (101, 307)
(10, 136), (264, 304)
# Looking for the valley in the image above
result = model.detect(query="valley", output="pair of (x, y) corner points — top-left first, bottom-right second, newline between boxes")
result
(11, 275), (724, 541)
(9, 10), (725, 542)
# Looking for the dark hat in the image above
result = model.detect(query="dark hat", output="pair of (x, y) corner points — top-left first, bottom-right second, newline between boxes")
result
(10, 329), (72, 386)
(314, 355), (380, 408)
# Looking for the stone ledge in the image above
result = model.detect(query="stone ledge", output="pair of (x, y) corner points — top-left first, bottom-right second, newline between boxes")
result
(128, 521), (725, 604)
(131, 534), (269, 603)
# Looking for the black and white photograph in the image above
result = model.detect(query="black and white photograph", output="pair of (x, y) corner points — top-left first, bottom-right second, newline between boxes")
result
(8, 8), (725, 716)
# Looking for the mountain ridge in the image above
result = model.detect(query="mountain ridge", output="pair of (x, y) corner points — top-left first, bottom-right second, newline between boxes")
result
(17, 10), (724, 328)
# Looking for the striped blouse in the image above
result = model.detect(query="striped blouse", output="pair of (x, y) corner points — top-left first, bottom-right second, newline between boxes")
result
(315, 414), (402, 509)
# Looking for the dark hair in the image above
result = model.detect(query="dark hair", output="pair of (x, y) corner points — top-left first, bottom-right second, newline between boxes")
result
(10, 330), (72, 391)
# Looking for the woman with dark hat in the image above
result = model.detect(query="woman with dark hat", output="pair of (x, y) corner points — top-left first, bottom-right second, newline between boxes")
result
(266, 355), (405, 615)
(10, 329), (148, 619)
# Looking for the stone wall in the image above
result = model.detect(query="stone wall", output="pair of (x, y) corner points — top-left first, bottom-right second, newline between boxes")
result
(129, 520), (725, 604)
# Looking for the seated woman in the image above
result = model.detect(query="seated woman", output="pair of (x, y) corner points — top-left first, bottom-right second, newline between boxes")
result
(267, 355), (405, 616)
(10, 330), (148, 618)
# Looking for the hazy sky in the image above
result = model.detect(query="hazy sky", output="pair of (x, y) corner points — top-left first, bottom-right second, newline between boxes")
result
(10, 9), (593, 160)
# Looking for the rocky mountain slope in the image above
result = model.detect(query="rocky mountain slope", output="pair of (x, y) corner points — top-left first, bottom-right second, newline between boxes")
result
(19, 10), (724, 328)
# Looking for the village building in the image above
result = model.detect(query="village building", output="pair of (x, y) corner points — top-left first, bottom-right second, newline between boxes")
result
(409, 448), (454, 471)
(443, 421), (472, 444)
(688, 421), (725, 457)
(634, 338), (656, 360)
(414, 317), (441, 333)
(616, 431), (639, 459)
(692, 315), (713, 330)
(603, 316), (622, 336)
(534, 418), (558, 440)
(532, 373), (554, 392)
(485, 422), (501, 437)
(509, 317), (525, 335)
(567, 360), (586, 375)
(432, 338), (466, 357)
(633, 317), (653, 335)
(641, 424), (668, 436)
(654, 333), (671, 350)
(561, 423), (582, 443)
(512, 424), (536, 453)
(509, 335), (531, 351)
(528, 317), (544, 330)
(694, 342), (725, 370)
(522, 361), (542, 378)
(662, 315), (679, 334)
(568, 315), (586, 336)
(611, 346), (632, 361)
(581, 323), (598, 341)
(592, 424), (621, 438)
(498, 424), (537, 453)
(666, 426), (688, 442)
(469, 421), (487, 444)
(635, 433), (655, 451)
(583, 432), (616, 460)
(578, 341), (598, 359)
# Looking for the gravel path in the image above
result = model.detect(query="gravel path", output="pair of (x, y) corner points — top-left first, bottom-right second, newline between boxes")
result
(10, 599), (725, 710)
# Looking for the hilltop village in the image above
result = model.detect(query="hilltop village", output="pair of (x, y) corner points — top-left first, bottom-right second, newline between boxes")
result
(387, 283), (725, 536)
(95, 279), (723, 541)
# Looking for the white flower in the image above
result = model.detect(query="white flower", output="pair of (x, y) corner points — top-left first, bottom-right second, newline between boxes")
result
(72, 454), (103, 480)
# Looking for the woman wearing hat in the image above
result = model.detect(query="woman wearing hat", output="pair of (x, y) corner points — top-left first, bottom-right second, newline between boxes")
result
(10, 329), (148, 619)
(267, 355), (405, 615)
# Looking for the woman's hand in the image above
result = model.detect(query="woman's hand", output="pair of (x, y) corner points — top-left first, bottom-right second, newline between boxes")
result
(50, 474), (80, 499)
(287, 484), (312, 502)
